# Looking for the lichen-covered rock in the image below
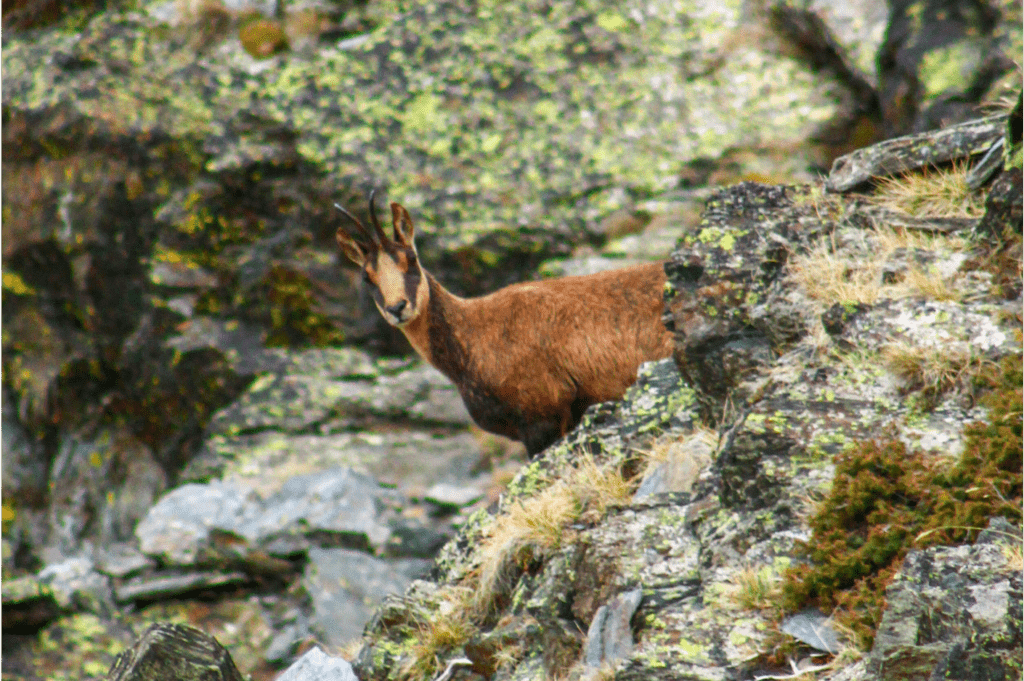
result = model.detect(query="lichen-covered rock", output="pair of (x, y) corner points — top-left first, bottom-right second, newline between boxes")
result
(134, 467), (399, 565)
(868, 537), (1022, 681)
(662, 182), (832, 416)
(106, 622), (244, 681)
(353, 112), (1021, 680)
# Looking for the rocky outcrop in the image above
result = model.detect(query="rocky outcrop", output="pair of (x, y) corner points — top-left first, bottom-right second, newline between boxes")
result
(350, 112), (1022, 680)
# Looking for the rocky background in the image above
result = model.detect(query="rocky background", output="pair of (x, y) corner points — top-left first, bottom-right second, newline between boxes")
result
(1, 0), (1021, 679)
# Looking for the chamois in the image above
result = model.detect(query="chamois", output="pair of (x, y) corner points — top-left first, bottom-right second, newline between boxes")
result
(335, 196), (673, 455)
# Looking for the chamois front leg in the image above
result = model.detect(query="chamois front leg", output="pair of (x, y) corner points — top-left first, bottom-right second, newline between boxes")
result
(519, 419), (566, 457)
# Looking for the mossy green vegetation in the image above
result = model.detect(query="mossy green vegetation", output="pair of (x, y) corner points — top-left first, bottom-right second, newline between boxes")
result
(782, 353), (1023, 650)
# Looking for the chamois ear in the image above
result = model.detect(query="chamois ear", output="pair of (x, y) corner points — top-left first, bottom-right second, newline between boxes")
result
(391, 203), (416, 247)
(336, 228), (369, 266)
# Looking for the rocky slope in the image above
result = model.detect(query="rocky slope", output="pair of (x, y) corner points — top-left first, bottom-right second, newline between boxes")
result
(349, 112), (1022, 681)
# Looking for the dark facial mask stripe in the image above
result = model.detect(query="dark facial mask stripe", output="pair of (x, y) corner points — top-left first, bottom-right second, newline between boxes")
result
(404, 254), (421, 305)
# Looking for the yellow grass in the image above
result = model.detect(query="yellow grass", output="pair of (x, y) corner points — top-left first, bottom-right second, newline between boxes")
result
(1003, 542), (1023, 572)
(789, 225), (972, 307)
(472, 480), (579, 616)
(869, 161), (986, 219)
(723, 565), (782, 612)
(882, 342), (992, 401)
(470, 454), (635, 618)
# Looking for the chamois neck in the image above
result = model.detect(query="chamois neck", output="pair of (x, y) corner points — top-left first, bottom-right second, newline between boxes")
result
(415, 274), (471, 381)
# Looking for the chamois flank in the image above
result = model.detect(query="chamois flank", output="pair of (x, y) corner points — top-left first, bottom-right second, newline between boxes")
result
(336, 197), (674, 455)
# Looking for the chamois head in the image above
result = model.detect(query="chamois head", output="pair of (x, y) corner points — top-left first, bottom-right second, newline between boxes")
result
(335, 195), (427, 327)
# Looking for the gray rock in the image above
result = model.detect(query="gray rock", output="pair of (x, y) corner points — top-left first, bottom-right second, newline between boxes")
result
(304, 547), (430, 648)
(868, 542), (1022, 681)
(264, 620), (312, 665)
(135, 481), (250, 565)
(385, 520), (452, 559)
(780, 609), (840, 654)
(93, 543), (155, 579)
(37, 556), (113, 614)
(136, 468), (398, 566)
(273, 646), (358, 681)
(583, 587), (643, 667)
(206, 355), (469, 439)
(424, 483), (484, 510)
(188, 428), (485, 500)
(243, 468), (398, 553)
(114, 570), (251, 604)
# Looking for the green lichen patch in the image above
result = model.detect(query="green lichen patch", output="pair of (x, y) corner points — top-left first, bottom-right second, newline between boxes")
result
(782, 354), (1023, 649)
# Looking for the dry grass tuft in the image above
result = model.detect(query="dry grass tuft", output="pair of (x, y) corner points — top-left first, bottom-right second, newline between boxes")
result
(724, 565), (783, 611)
(882, 342), (992, 402)
(870, 162), (986, 219)
(900, 265), (962, 302)
(472, 480), (580, 616)
(825, 618), (867, 669)
(789, 225), (972, 307)
(573, 452), (634, 518)
(470, 454), (636, 618)
(1003, 542), (1023, 571)
(403, 588), (478, 677)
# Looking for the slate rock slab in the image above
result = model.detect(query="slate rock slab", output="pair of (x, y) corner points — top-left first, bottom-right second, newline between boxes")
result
(136, 468), (398, 565)
(304, 547), (431, 649)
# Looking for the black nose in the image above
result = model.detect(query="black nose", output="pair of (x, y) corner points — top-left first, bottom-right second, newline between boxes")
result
(386, 300), (407, 318)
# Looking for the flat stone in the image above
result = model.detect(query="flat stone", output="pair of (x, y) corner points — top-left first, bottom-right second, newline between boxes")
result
(780, 609), (840, 654)
(273, 646), (358, 681)
(94, 543), (154, 579)
(584, 587), (643, 667)
(424, 483), (484, 510)
(115, 570), (250, 603)
(136, 468), (398, 565)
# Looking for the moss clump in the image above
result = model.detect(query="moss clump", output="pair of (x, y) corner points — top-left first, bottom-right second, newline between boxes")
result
(783, 354), (1023, 649)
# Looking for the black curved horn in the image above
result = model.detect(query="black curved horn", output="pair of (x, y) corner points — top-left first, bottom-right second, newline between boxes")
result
(334, 202), (374, 244)
(368, 189), (390, 244)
